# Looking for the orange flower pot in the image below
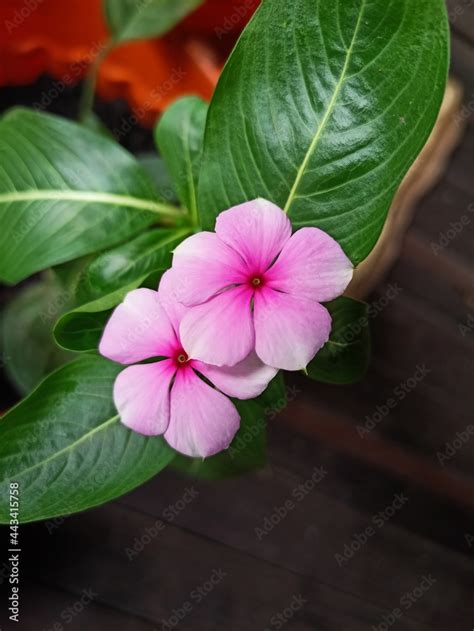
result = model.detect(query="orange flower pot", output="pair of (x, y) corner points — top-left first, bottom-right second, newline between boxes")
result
(0, 0), (259, 127)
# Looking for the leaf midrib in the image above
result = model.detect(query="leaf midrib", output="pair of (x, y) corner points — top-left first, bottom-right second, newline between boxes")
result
(0, 189), (180, 217)
(284, 0), (367, 214)
(10, 414), (120, 482)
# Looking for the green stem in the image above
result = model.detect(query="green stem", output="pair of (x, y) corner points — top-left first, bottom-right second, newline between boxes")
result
(78, 39), (116, 122)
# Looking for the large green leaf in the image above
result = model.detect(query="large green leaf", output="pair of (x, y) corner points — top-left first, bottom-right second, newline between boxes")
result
(307, 296), (370, 384)
(155, 97), (208, 223)
(198, 0), (449, 263)
(0, 108), (182, 284)
(53, 228), (190, 352)
(104, 0), (204, 43)
(0, 279), (74, 395)
(137, 153), (179, 204)
(0, 355), (174, 523)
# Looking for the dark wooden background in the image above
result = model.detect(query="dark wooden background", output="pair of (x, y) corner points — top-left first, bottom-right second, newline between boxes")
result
(1, 1), (473, 629)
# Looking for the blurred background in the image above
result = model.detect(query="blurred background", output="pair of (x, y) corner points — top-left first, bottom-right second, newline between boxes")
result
(0, 0), (473, 629)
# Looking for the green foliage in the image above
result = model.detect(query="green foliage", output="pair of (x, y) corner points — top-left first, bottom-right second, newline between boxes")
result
(0, 109), (181, 285)
(0, 0), (451, 511)
(104, 0), (204, 43)
(0, 278), (74, 395)
(155, 97), (208, 223)
(308, 297), (370, 384)
(53, 228), (190, 352)
(198, 0), (449, 263)
(0, 356), (174, 523)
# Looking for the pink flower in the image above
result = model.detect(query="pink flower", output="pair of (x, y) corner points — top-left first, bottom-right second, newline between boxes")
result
(171, 199), (353, 370)
(99, 271), (277, 458)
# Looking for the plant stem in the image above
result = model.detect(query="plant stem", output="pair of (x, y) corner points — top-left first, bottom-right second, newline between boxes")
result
(78, 39), (116, 122)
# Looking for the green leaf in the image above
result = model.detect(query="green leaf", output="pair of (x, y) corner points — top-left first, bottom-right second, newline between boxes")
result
(75, 227), (190, 305)
(0, 108), (183, 285)
(198, 0), (449, 264)
(257, 372), (287, 410)
(54, 228), (190, 352)
(0, 279), (74, 395)
(155, 97), (208, 224)
(307, 296), (370, 384)
(54, 311), (112, 354)
(0, 355), (174, 523)
(172, 373), (286, 479)
(104, 0), (204, 43)
(137, 153), (179, 204)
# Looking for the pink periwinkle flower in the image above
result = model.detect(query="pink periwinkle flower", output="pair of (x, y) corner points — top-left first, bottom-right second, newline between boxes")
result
(99, 271), (277, 458)
(170, 199), (354, 371)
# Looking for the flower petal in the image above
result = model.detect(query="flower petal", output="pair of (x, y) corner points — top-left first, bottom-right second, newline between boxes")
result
(254, 288), (332, 371)
(171, 231), (247, 306)
(195, 352), (277, 400)
(265, 227), (353, 302)
(99, 288), (178, 364)
(215, 198), (291, 274)
(114, 360), (175, 436)
(158, 269), (187, 335)
(165, 367), (240, 458)
(180, 286), (255, 367)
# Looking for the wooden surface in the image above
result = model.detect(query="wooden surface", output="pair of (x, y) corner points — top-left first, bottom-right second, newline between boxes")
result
(1, 4), (474, 630)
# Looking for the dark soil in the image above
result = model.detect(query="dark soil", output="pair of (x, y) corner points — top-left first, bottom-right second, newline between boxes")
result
(0, 74), (155, 153)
